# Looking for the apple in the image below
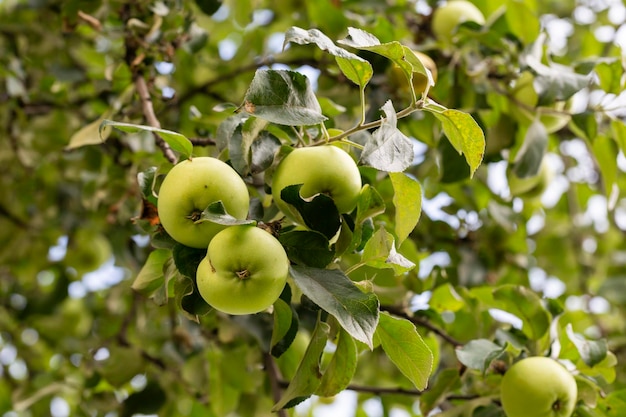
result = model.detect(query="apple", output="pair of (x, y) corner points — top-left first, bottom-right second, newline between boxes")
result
(508, 72), (571, 133)
(432, 0), (486, 42)
(500, 356), (578, 417)
(507, 158), (554, 199)
(196, 225), (289, 315)
(271, 145), (362, 223)
(157, 157), (250, 248)
(387, 50), (438, 98)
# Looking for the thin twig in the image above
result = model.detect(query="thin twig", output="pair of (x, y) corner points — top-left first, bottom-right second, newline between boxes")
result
(134, 75), (178, 164)
(264, 353), (288, 417)
(189, 137), (217, 146)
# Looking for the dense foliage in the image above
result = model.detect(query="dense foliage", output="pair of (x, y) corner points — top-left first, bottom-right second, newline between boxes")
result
(1, 0), (626, 416)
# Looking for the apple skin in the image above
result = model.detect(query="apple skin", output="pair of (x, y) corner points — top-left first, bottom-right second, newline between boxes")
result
(157, 157), (250, 249)
(507, 158), (554, 199)
(500, 357), (578, 417)
(196, 225), (289, 315)
(432, 0), (486, 42)
(387, 50), (438, 98)
(271, 146), (362, 223)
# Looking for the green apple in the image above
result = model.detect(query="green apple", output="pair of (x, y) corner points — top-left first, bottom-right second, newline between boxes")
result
(508, 72), (570, 133)
(500, 356), (577, 417)
(271, 145), (362, 223)
(432, 0), (486, 42)
(507, 158), (554, 199)
(387, 50), (438, 98)
(157, 157), (250, 248)
(196, 225), (289, 315)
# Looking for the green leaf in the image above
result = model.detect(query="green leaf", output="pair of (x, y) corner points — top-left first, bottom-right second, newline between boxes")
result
(284, 26), (372, 88)
(389, 172), (422, 244)
(278, 230), (335, 268)
(196, 201), (256, 226)
(504, 1), (540, 45)
(419, 368), (461, 416)
(273, 319), (330, 410)
(512, 119), (548, 178)
(289, 266), (379, 349)
(360, 101), (414, 172)
(592, 135), (618, 198)
(338, 27), (431, 88)
(611, 120), (626, 155)
(438, 133), (470, 183)
(455, 339), (506, 374)
(424, 103), (485, 177)
(66, 112), (112, 149)
(493, 285), (550, 341)
(524, 37), (592, 102)
(120, 381), (167, 417)
(131, 249), (170, 294)
(250, 131), (281, 174)
(376, 312), (433, 390)
(362, 226), (415, 275)
(595, 59), (623, 95)
(355, 184), (386, 221)
(316, 327), (357, 397)
(599, 389), (626, 417)
(229, 116), (269, 175)
(430, 283), (465, 313)
(99, 119), (193, 158)
(566, 324), (608, 368)
(175, 274), (211, 322)
(137, 166), (158, 206)
(271, 298), (298, 358)
(242, 69), (327, 126)
(341, 184), (386, 255)
(172, 244), (206, 279)
(280, 184), (341, 239)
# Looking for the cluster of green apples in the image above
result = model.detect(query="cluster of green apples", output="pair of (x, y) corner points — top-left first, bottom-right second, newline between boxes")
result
(156, 145), (362, 315)
(500, 356), (578, 417)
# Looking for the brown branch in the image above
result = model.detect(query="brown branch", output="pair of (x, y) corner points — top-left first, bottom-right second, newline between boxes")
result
(134, 75), (178, 164)
(189, 137), (217, 147)
(381, 305), (463, 348)
(264, 353), (288, 417)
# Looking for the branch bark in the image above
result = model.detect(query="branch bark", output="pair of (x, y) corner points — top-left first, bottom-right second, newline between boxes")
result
(134, 75), (178, 164)
(264, 353), (288, 417)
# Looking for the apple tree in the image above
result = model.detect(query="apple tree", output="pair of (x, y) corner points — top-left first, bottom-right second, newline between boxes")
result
(1, 0), (626, 416)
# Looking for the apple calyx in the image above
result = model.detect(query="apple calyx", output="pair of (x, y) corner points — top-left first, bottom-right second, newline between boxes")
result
(236, 269), (251, 280)
(553, 400), (563, 411)
(186, 210), (203, 223)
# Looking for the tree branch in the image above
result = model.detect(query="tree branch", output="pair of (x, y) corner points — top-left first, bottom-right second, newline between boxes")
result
(381, 305), (463, 347)
(264, 353), (288, 417)
(134, 75), (178, 164)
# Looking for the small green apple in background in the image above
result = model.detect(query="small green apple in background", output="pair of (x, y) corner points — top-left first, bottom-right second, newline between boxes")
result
(271, 145), (362, 223)
(507, 158), (554, 199)
(157, 157), (250, 248)
(500, 356), (578, 417)
(387, 50), (438, 98)
(508, 71), (571, 134)
(432, 0), (486, 42)
(196, 225), (289, 315)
